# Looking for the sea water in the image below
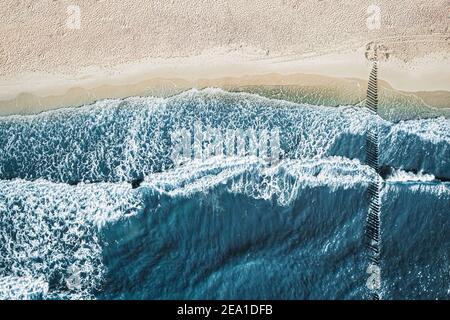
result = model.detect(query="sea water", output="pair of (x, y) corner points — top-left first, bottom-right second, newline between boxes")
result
(0, 89), (448, 299)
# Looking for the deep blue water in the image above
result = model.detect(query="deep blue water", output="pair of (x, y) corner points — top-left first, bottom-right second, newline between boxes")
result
(0, 89), (449, 299)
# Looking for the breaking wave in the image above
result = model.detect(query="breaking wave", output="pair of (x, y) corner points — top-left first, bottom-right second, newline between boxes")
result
(0, 89), (448, 183)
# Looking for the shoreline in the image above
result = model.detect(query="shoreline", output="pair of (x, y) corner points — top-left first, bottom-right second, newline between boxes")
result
(1, 49), (449, 116)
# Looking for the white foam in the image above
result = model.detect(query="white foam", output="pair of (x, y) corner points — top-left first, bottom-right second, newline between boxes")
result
(0, 276), (48, 300)
(142, 155), (375, 206)
(387, 169), (436, 182)
(0, 179), (142, 299)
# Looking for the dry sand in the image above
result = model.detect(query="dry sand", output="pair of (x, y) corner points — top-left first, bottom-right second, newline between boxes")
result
(0, 0), (449, 115)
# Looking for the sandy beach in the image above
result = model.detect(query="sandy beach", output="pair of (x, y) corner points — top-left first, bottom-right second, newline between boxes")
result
(0, 0), (449, 115)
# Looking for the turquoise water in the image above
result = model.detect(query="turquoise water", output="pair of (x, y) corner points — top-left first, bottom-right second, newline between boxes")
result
(0, 89), (449, 299)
